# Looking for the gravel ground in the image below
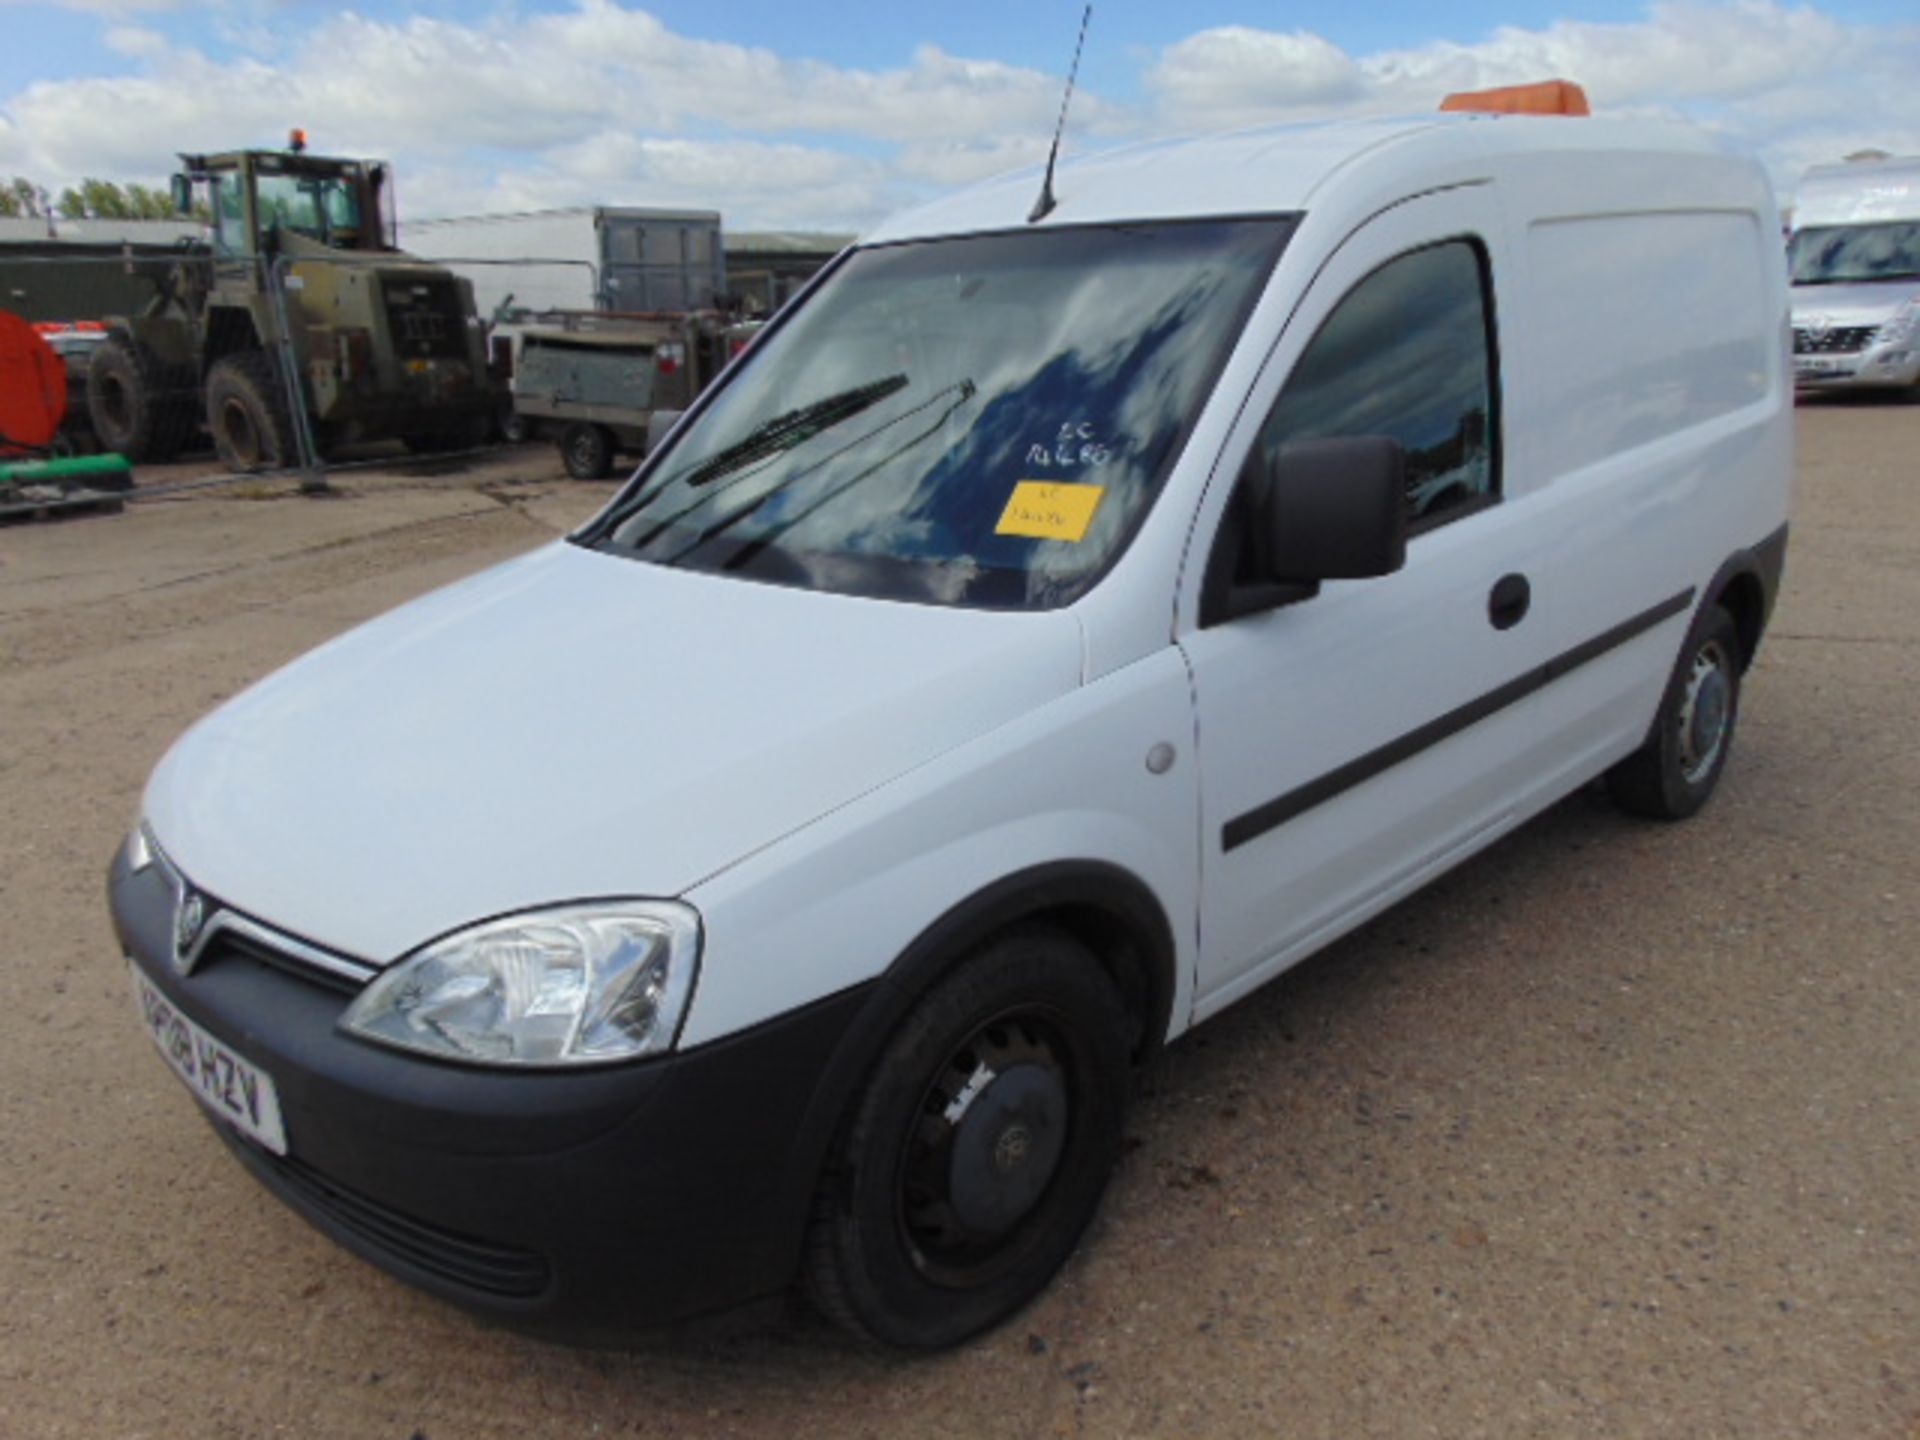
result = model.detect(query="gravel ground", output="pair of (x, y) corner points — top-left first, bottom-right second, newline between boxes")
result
(1, 405), (1916, 1439)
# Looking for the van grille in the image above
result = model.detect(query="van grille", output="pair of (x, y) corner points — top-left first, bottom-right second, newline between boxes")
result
(240, 1143), (552, 1300)
(153, 842), (378, 993)
(1794, 325), (1877, 355)
(201, 930), (363, 996)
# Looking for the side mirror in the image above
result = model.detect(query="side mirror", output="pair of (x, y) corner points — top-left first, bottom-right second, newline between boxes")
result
(1255, 434), (1407, 584)
(170, 174), (193, 215)
(1205, 434), (1408, 626)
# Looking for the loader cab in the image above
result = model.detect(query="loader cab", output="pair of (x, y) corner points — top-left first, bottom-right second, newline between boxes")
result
(177, 146), (397, 260)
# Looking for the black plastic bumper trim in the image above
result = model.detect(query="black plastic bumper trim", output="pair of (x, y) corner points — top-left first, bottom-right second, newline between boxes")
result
(1749, 520), (1789, 648)
(224, 1137), (552, 1299)
(110, 843), (880, 1338)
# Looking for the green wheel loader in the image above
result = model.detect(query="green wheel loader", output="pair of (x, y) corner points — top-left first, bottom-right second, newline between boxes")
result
(89, 136), (492, 472)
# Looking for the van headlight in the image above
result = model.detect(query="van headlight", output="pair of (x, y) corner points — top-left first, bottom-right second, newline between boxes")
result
(340, 902), (701, 1066)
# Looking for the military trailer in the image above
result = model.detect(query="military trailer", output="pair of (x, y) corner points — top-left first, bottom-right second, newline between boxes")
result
(87, 137), (492, 471)
(501, 309), (757, 478)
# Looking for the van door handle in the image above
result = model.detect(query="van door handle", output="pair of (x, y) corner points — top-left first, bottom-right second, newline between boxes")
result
(1488, 573), (1531, 630)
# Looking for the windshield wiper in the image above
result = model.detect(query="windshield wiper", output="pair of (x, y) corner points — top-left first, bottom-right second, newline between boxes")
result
(683, 373), (909, 488)
(584, 371), (911, 545)
(645, 377), (976, 567)
(719, 380), (977, 574)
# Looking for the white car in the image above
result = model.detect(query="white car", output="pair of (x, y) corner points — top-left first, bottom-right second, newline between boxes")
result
(115, 109), (1792, 1350)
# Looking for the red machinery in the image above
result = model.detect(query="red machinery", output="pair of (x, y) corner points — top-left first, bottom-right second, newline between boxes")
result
(0, 310), (68, 456)
(1, 310), (134, 509)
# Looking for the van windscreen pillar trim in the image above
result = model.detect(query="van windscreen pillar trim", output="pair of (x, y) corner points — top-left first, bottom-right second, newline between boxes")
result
(1221, 587), (1696, 852)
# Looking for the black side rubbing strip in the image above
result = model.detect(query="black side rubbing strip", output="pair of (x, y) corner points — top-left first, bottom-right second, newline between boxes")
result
(1221, 587), (1695, 853)
(1541, 589), (1693, 684)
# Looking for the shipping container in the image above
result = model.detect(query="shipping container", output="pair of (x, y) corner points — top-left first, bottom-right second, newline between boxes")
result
(402, 207), (724, 319)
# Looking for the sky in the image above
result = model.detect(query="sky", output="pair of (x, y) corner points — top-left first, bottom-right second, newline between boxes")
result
(1, 0), (1916, 232)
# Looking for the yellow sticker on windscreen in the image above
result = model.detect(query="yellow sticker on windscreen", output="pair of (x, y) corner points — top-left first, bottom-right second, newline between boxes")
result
(995, 481), (1106, 543)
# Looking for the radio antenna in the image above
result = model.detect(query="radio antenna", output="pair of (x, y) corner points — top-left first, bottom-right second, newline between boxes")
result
(1028, 3), (1092, 224)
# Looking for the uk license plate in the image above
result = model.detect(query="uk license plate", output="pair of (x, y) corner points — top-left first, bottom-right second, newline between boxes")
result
(130, 964), (287, 1154)
(1794, 356), (1849, 377)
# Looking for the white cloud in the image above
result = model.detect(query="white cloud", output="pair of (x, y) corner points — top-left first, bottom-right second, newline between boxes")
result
(103, 25), (169, 57)
(893, 137), (1054, 189)
(1146, 3), (1920, 190)
(1149, 28), (1364, 118)
(2, 2), (1914, 228)
(0, 3), (1083, 228)
(500, 132), (895, 228)
(1360, 1), (1857, 107)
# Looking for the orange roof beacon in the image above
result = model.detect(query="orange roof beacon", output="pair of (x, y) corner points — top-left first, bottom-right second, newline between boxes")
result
(1440, 79), (1591, 116)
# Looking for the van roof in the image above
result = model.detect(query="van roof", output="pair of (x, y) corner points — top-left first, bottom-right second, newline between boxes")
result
(1793, 156), (1920, 227)
(864, 113), (1743, 244)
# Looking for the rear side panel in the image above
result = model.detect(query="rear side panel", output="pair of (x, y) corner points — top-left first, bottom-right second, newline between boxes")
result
(1495, 150), (1791, 789)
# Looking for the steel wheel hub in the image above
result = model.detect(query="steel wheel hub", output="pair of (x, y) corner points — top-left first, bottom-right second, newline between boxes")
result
(901, 1016), (1071, 1276)
(1677, 639), (1732, 784)
(946, 1061), (1066, 1234)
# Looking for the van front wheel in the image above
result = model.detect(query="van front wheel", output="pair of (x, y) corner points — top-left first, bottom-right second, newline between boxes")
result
(805, 927), (1130, 1350)
(1606, 603), (1742, 820)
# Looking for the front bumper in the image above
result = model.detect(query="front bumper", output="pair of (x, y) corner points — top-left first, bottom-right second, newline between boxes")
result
(1793, 342), (1920, 390)
(109, 841), (870, 1339)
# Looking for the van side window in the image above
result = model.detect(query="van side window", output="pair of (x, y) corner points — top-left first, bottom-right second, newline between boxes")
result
(1256, 238), (1499, 530)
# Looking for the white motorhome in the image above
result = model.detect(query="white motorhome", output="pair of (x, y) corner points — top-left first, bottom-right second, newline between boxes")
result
(1788, 156), (1920, 393)
(113, 111), (1791, 1351)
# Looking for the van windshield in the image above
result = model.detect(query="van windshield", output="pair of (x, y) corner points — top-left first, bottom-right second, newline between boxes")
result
(581, 219), (1293, 609)
(1790, 222), (1920, 285)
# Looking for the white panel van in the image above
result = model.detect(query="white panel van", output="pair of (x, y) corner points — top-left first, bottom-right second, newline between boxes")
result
(113, 112), (1791, 1350)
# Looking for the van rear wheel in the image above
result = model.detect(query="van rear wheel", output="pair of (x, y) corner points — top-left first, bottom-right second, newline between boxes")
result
(1606, 603), (1742, 820)
(804, 927), (1130, 1350)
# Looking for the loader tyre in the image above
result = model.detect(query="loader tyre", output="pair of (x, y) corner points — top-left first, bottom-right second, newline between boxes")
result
(206, 351), (294, 473)
(86, 336), (195, 463)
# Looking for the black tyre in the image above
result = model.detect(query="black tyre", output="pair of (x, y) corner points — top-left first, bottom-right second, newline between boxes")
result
(1606, 603), (1743, 820)
(560, 422), (614, 479)
(85, 336), (194, 463)
(205, 351), (294, 473)
(805, 927), (1131, 1350)
(496, 398), (530, 445)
